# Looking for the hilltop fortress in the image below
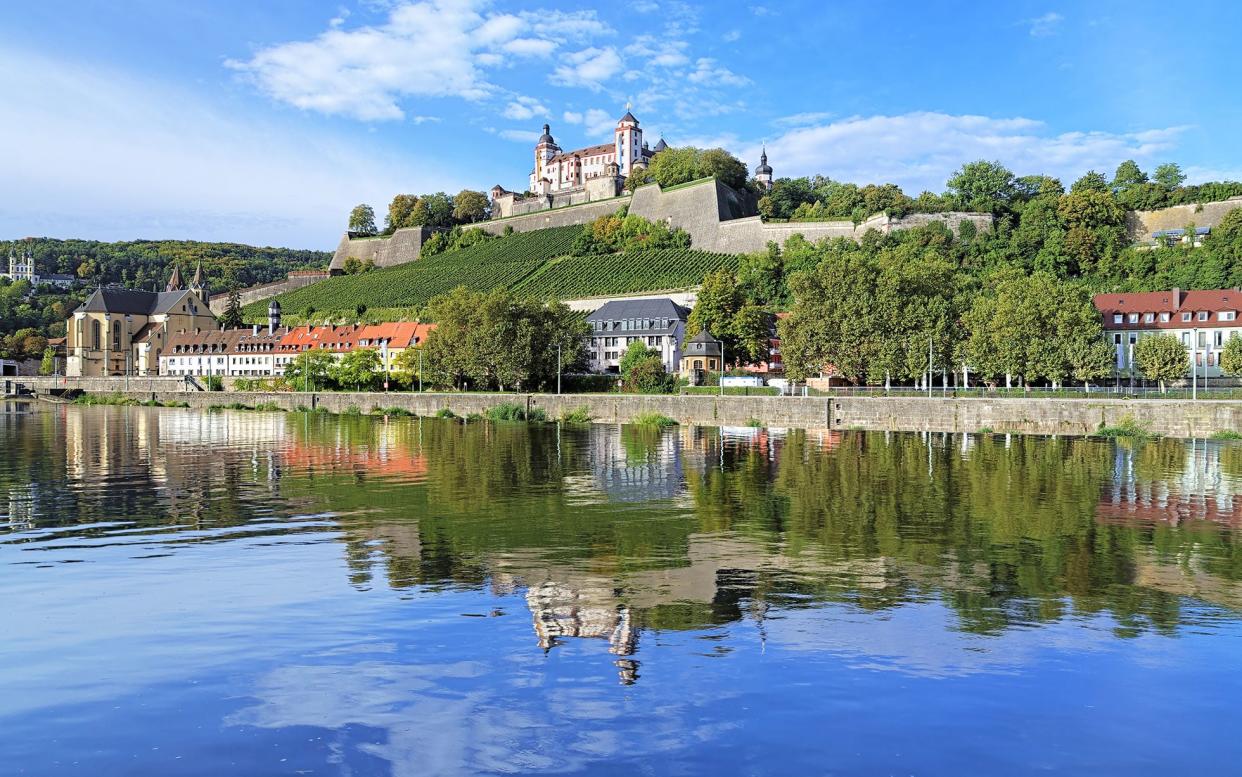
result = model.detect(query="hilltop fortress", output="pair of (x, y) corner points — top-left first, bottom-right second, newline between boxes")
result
(330, 109), (992, 273)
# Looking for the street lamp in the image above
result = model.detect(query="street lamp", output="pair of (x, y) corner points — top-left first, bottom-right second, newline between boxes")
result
(1192, 327), (1199, 400)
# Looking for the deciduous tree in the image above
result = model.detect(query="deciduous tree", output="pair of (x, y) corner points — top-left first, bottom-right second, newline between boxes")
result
(1134, 333), (1188, 392)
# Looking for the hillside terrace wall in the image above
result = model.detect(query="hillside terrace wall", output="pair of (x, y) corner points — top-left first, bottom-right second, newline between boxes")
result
(209, 272), (329, 314)
(328, 226), (435, 273)
(1126, 196), (1242, 244)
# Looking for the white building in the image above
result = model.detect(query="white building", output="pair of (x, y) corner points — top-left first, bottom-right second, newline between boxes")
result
(527, 111), (664, 195)
(585, 298), (690, 374)
(1095, 288), (1242, 380)
(3, 249), (76, 288)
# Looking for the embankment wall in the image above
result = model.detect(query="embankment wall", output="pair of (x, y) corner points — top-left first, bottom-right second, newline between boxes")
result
(1127, 196), (1242, 244)
(24, 380), (1242, 438)
(209, 272), (329, 314)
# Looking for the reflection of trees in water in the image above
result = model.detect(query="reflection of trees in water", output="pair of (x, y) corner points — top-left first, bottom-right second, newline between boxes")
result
(11, 408), (1242, 649)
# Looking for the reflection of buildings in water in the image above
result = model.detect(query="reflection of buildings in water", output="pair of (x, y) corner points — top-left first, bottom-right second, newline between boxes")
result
(526, 581), (639, 684)
(1100, 441), (1242, 524)
(590, 425), (684, 502)
(5, 484), (35, 529)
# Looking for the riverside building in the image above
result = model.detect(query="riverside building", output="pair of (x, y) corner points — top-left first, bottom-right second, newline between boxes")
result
(1094, 288), (1242, 381)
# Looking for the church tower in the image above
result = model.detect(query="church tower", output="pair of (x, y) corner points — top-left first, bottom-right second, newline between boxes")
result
(531, 124), (559, 192)
(615, 109), (642, 177)
(755, 145), (774, 191)
(166, 265), (184, 292)
(189, 261), (208, 303)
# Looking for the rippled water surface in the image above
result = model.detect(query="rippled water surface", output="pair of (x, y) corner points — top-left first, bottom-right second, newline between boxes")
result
(4, 405), (1242, 775)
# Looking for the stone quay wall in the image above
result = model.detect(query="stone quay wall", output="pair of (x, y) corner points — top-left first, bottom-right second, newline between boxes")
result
(22, 379), (1242, 438)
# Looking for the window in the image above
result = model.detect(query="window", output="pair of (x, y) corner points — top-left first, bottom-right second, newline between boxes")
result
(1215, 331), (1224, 347)
(1198, 311), (1209, 321)
(1143, 313), (1154, 323)
(1182, 333), (1191, 346)
(111, 320), (121, 350)
(1160, 312), (1170, 322)
(1222, 311), (1236, 321)
(1128, 313), (1138, 323)
(1113, 334), (1122, 345)
(1183, 312), (1192, 322)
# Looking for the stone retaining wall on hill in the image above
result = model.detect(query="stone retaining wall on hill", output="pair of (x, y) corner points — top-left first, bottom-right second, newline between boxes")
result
(1127, 196), (1242, 244)
(209, 272), (329, 314)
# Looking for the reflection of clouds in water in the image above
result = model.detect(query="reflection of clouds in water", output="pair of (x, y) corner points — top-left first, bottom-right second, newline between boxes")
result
(764, 601), (1161, 679)
(226, 655), (737, 776)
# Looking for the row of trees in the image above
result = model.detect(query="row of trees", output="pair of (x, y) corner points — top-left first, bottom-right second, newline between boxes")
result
(571, 209), (691, 254)
(628, 146), (752, 193)
(347, 190), (491, 237)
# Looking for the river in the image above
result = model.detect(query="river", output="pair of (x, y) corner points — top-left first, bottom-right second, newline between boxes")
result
(3, 406), (1242, 775)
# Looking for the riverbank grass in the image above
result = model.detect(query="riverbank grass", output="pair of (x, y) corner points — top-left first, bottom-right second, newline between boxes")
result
(1097, 416), (1156, 439)
(634, 411), (677, 428)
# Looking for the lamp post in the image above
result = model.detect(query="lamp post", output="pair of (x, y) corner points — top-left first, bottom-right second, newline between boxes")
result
(418, 349), (423, 393)
(557, 342), (562, 395)
(1192, 327), (1199, 400)
(720, 340), (726, 398)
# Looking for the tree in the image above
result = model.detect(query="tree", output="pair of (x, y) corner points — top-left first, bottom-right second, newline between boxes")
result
(411, 192), (455, 228)
(284, 350), (336, 391)
(625, 355), (673, 393)
(945, 160), (1017, 213)
(452, 190), (489, 224)
(732, 305), (772, 365)
(697, 148), (749, 191)
(619, 340), (659, 381)
(385, 195), (420, 233)
(39, 346), (56, 375)
(645, 146), (749, 190)
(219, 288), (243, 330)
(348, 204), (377, 236)
(1134, 333), (1188, 392)
(1112, 160), (1148, 193)
(332, 348), (382, 391)
(1153, 162), (1187, 191)
(686, 268), (742, 359)
(1219, 335), (1242, 376)
(1069, 171), (1110, 194)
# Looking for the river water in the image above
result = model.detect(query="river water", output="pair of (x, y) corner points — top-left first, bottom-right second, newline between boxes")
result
(3, 406), (1242, 775)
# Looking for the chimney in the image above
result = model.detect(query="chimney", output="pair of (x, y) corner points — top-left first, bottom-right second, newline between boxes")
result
(1173, 287), (1182, 309)
(252, 324), (259, 336)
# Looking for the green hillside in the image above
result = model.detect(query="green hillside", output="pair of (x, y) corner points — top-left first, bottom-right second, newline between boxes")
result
(513, 249), (739, 299)
(247, 226), (740, 321)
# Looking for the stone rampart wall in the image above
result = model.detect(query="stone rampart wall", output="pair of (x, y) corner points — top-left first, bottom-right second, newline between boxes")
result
(209, 272), (329, 314)
(1127, 196), (1242, 243)
(328, 226), (434, 273)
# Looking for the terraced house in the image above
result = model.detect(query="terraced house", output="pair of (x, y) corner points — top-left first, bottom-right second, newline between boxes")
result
(1094, 288), (1242, 381)
(585, 298), (689, 374)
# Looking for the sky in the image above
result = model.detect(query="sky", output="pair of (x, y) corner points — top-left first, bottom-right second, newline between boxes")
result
(2, 0), (1240, 250)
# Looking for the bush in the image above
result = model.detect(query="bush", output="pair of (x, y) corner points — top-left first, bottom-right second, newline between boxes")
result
(561, 406), (592, 424)
(526, 407), (547, 422)
(1097, 416), (1155, 439)
(342, 405), (362, 415)
(204, 375), (224, 391)
(633, 411), (677, 428)
(624, 356), (674, 394)
(435, 408), (457, 419)
(486, 402), (527, 421)
(1210, 429), (1242, 440)
(253, 401), (284, 412)
(371, 406), (414, 417)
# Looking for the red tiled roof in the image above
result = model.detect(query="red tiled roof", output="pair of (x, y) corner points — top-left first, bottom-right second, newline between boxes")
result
(1093, 288), (1242, 330)
(548, 143), (614, 164)
(278, 323), (435, 353)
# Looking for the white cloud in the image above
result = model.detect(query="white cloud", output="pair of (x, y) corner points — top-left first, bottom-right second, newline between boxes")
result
(722, 29), (741, 42)
(521, 9), (615, 38)
(227, 1), (505, 121)
(750, 112), (1187, 193)
(496, 128), (542, 142)
(0, 47), (457, 249)
(687, 58), (751, 87)
(1025, 12), (1063, 37)
(502, 37), (556, 57)
(625, 36), (690, 68)
(772, 111), (834, 128)
(409, 115), (441, 125)
(502, 96), (548, 121)
(751, 5), (774, 16)
(563, 108), (616, 138)
(550, 47), (624, 90)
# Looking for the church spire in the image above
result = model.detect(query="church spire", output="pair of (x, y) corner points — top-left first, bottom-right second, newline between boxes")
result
(166, 265), (183, 292)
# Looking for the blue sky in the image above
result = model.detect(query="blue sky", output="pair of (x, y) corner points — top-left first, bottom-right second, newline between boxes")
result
(2, 0), (1240, 250)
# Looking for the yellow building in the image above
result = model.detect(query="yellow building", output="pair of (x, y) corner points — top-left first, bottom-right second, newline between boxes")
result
(66, 284), (216, 377)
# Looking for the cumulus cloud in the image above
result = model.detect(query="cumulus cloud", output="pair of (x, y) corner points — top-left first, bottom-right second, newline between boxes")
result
(502, 96), (549, 121)
(772, 111), (834, 128)
(563, 108), (616, 138)
(494, 128), (542, 142)
(227, 3), (615, 122)
(625, 36), (690, 68)
(0, 46), (453, 248)
(751, 112), (1187, 193)
(550, 47), (624, 90)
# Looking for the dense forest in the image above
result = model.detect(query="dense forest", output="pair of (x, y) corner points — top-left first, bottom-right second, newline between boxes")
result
(0, 238), (329, 348)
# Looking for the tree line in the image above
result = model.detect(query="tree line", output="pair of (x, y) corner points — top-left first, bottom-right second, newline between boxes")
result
(347, 190), (491, 237)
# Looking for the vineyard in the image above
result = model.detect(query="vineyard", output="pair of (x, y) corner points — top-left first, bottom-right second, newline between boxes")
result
(513, 249), (739, 300)
(244, 225), (741, 322)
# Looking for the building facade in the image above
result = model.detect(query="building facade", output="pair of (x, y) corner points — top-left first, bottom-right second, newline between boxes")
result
(585, 298), (689, 374)
(1094, 288), (1242, 381)
(680, 329), (723, 382)
(3, 249), (76, 288)
(527, 111), (660, 196)
(66, 287), (216, 377)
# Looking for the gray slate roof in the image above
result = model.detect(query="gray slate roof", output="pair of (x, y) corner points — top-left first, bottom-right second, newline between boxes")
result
(76, 287), (203, 316)
(587, 297), (690, 323)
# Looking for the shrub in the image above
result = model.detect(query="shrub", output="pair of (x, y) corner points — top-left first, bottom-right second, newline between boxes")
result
(435, 408), (457, 419)
(371, 406), (414, 417)
(561, 406), (592, 424)
(486, 402), (527, 421)
(745, 418), (762, 428)
(633, 411), (677, 428)
(342, 405), (362, 416)
(204, 375), (224, 392)
(1210, 429), (1242, 440)
(253, 402), (284, 412)
(1097, 416), (1155, 439)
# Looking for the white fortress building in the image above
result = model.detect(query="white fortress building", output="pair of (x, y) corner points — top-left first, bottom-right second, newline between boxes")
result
(527, 111), (665, 195)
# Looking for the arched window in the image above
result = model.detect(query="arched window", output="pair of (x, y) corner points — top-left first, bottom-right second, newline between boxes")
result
(92, 320), (101, 350)
(112, 320), (121, 350)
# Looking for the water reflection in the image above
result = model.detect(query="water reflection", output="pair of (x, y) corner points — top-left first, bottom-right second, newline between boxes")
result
(5, 408), (1242, 773)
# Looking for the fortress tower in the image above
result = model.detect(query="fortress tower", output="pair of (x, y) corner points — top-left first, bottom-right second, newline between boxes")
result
(755, 145), (774, 191)
(614, 110), (643, 177)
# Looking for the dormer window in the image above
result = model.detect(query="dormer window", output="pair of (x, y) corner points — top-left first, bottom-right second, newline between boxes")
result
(1183, 312), (1192, 322)
(1113, 314), (1122, 324)
(1198, 311), (1209, 321)
(1221, 311), (1236, 321)
(1143, 313), (1154, 323)
(1127, 313), (1138, 324)
(1160, 312), (1170, 322)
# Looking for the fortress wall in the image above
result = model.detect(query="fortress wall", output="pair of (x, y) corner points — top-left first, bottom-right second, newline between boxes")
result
(209, 272), (329, 314)
(1126, 196), (1242, 243)
(466, 197), (628, 236)
(329, 227), (432, 273)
